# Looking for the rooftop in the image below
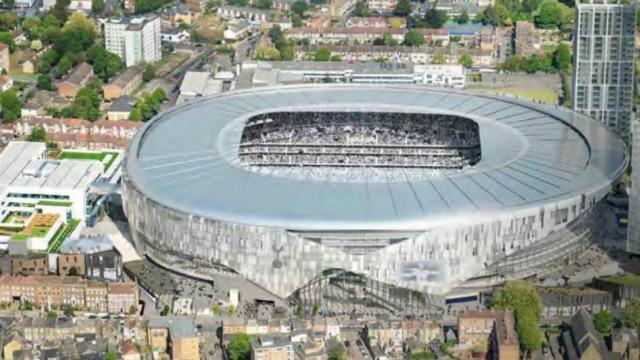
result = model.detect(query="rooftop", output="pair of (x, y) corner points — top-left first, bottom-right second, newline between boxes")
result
(148, 317), (197, 339)
(125, 85), (626, 231)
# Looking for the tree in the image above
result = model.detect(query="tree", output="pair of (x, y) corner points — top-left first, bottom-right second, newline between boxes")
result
(330, 54), (341, 62)
(292, 0), (308, 16)
(228, 334), (251, 360)
(143, 64), (155, 82)
(68, 266), (79, 276)
(314, 47), (332, 61)
(403, 30), (425, 46)
(212, 303), (220, 315)
(312, 302), (319, 317)
(328, 342), (347, 360)
(22, 17), (43, 40)
(593, 310), (614, 334)
(128, 305), (138, 315)
(459, 54), (473, 68)
(61, 304), (75, 316)
(353, 0), (369, 17)
(56, 53), (74, 78)
(493, 280), (543, 355)
(0, 32), (15, 52)
(0, 12), (17, 31)
(523, 53), (543, 73)
(621, 298), (640, 333)
(27, 125), (46, 142)
(393, 0), (412, 16)
(255, 47), (281, 60)
(1, 89), (21, 122)
(152, 88), (166, 102)
(456, 9), (470, 24)
(535, 1), (565, 29)
(129, 108), (142, 121)
(104, 352), (118, 360)
(91, 0), (104, 13)
(228, 0), (247, 5)
(37, 74), (53, 91)
(227, 305), (235, 315)
(160, 304), (169, 316)
(55, 12), (95, 54)
(256, 0), (272, 9)
(295, 303), (303, 317)
(423, 7), (448, 28)
(31, 40), (43, 51)
(46, 310), (58, 319)
(553, 43), (571, 72)
(87, 44), (124, 81)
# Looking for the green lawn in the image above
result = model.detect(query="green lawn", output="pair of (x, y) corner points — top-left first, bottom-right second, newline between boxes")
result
(466, 87), (561, 105)
(601, 275), (640, 288)
(38, 200), (72, 207)
(11, 233), (29, 241)
(47, 219), (80, 253)
(58, 151), (120, 172)
(31, 226), (50, 237)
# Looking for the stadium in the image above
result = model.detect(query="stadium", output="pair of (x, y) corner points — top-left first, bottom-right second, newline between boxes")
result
(123, 85), (627, 315)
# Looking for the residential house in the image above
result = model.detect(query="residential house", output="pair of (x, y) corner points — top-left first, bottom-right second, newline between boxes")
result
(10, 254), (49, 276)
(458, 310), (497, 349)
(611, 327), (639, 360)
(367, 0), (397, 13)
(55, 63), (93, 98)
(185, 0), (205, 12)
(561, 309), (611, 360)
(121, 340), (141, 360)
(224, 19), (258, 41)
(593, 276), (640, 307)
(224, 319), (247, 336)
(103, 66), (143, 101)
(489, 310), (519, 360)
(147, 317), (200, 360)
(57, 253), (86, 276)
(177, 71), (223, 104)
(251, 335), (295, 360)
(107, 96), (137, 121)
(3, 334), (25, 360)
(19, 60), (34, 75)
(0, 75), (12, 91)
(21, 91), (70, 118)
(217, 5), (272, 23)
(107, 282), (138, 314)
(345, 17), (406, 28)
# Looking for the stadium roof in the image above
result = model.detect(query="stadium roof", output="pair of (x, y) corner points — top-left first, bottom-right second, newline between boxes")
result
(125, 85), (627, 231)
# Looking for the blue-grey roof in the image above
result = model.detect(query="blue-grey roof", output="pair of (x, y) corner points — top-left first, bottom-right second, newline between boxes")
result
(125, 85), (627, 231)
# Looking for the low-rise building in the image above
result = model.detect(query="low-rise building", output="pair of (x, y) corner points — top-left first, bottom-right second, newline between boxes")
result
(224, 19), (258, 41)
(10, 254), (49, 276)
(147, 317), (200, 360)
(160, 28), (190, 43)
(85, 249), (123, 282)
(177, 71), (223, 104)
(0, 43), (9, 71)
(107, 282), (138, 314)
(218, 5), (272, 23)
(55, 63), (93, 98)
(593, 275), (640, 307)
(514, 21), (541, 57)
(0, 75), (13, 92)
(537, 287), (612, 318)
(106, 96), (137, 121)
(251, 335), (295, 360)
(611, 327), (639, 360)
(103, 66), (143, 101)
(367, 0), (397, 13)
(57, 253), (86, 276)
(489, 310), (519, 360)
(458, 310), (497, 349)
(21, 91), (70, 118)
(345, 16), (406, 28)
(561, 309), (611, 359)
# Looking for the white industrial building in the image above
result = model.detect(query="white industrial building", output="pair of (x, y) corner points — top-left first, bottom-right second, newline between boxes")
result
(105, 17), (162, 67)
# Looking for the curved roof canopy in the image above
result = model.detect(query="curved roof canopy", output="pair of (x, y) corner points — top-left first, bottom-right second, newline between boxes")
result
(125, 85), (627, 230)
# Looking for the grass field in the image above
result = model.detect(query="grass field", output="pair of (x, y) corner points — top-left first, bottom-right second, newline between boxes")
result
(601, 275), (640, 288)
(58, 151), (120, 172)
(466, 87), (561, 105)
(47, 219), (80, 253)
(38, 200), (72, 207)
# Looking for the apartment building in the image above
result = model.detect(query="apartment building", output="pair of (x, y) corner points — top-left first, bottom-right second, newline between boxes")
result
(367, 0), (397, 13)
(0, 276), (137, 313)
(251, 335), (295, 360)
(105, 17), (161, 67)
(147, 317), (200, 360)
(572, 0), (636, 142)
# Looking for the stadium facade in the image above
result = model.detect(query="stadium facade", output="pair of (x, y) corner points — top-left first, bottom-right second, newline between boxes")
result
(123, 85), (627, 314)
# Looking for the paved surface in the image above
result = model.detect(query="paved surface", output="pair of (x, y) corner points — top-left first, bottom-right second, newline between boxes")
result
(82, 217), (141, 262)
